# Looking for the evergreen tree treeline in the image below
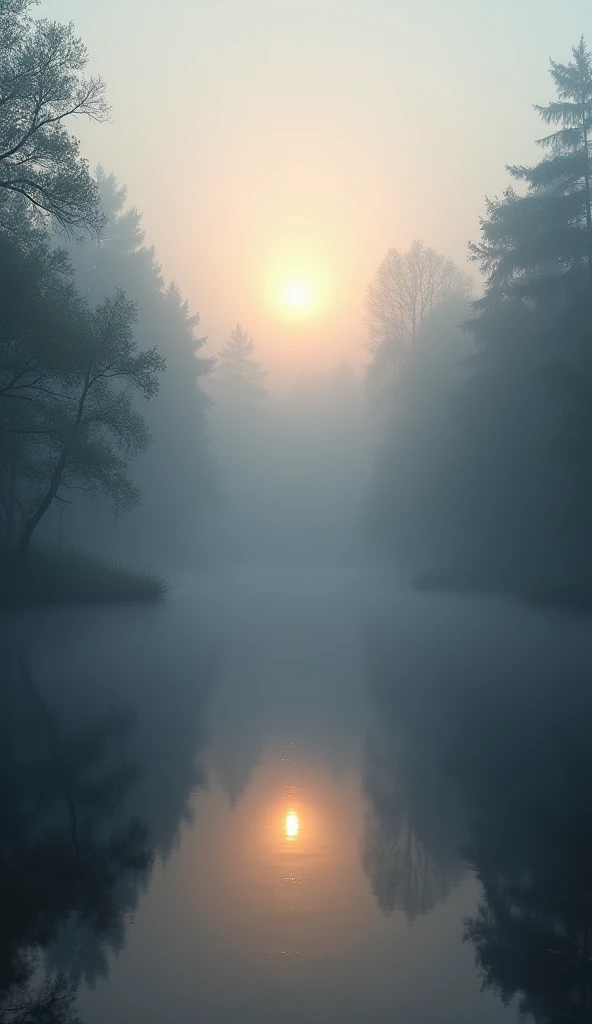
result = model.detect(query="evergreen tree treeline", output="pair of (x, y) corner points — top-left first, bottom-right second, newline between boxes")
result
(369, 38), (592, 602)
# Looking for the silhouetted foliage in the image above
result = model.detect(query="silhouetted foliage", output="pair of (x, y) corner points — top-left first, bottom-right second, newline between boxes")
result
(0, 0), (108, 234)
(0, 212), (165, 566)
(62, 169), (217, 568)
(14, 289), (164, 565)
(369, 40), (592, 601)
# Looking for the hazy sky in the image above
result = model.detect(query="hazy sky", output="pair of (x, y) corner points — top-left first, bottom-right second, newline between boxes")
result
(42, 0), (592, 384)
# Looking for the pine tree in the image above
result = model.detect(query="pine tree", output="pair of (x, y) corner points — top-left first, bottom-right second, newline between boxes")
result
(214, 324), (266, 415)
(470, 38), (592, 305)
(461, 39), (592, 590)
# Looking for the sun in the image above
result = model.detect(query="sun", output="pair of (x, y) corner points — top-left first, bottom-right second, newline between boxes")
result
(264, 256), (328, 320)
(281, 276), (315, 312)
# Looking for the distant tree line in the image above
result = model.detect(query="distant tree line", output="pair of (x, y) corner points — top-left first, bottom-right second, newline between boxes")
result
(0, 0), (216, 569)
(368, 39), (592, 602)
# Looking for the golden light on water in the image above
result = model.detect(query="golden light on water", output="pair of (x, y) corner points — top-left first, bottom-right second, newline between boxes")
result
(285, 812), (300, 838)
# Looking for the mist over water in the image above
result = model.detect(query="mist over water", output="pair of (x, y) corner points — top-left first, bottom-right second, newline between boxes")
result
(4, 574), (592, 1022)
(3, 1), (592, 1021)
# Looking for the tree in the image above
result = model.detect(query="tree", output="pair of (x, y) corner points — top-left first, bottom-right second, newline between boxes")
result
(0, 0), (108, 233)
(367, 297), (474, 577)
(365, 240), (471, 405)
(0, 212), (76, 401)
(62, 168), (217, 567)
(460, 38), (592, 590)
(14, 290), (165, 565)
(367, 42), (592, 597)
(214, 323), (266, 415)
(469, 38), (592, 313)
(0, 213), (81, 548)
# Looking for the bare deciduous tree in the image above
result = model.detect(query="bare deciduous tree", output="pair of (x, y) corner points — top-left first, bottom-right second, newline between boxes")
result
(365, 240), (471, 404)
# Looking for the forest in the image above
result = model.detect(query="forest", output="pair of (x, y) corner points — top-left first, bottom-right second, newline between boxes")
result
(3, 4), (592, 1023)
(2, 0), (592, 608)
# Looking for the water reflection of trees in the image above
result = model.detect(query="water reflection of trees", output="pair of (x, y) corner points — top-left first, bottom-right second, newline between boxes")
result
(0, 633), (214, 1023)
(0, 653), (150, 1022)
(362, 727), (461, 922)
(461, 692), (592, 1022)
(361, 638), (465, 923)
(363, 615), (592, 1019)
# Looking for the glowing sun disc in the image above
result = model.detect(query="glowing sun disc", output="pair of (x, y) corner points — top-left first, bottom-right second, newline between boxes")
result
(282, 277), (314, 310)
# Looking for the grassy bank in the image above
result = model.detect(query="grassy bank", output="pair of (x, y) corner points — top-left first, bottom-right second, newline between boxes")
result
(0, 546), (169, 608)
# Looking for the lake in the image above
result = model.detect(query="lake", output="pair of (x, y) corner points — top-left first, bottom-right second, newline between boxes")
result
(2, 568), (592, 1023)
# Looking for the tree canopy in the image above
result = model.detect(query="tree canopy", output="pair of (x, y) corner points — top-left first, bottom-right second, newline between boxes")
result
(365, 240), (471, 406)
(60, 168), (217, 567)
(0, 0), (108, 233)
(368, 39), (592, 600)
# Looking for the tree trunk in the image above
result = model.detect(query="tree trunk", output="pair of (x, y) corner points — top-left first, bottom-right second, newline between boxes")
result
(14, 377), (88, 567)
(15, 450), (68, 566)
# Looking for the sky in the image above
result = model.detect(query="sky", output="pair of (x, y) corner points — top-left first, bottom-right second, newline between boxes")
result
(41, 0), (592, 385)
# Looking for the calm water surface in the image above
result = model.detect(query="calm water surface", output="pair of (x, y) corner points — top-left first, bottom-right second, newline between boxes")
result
(3, 568), (592, 1023)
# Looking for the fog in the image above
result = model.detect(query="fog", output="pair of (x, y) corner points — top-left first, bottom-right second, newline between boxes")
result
(4, 575), (592, 1022)
(3, 1), (592, 1021)
(33, 0), (592, 382)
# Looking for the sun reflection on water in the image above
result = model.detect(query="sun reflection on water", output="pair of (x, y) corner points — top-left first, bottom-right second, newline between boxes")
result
(285, 812), (300, 839)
